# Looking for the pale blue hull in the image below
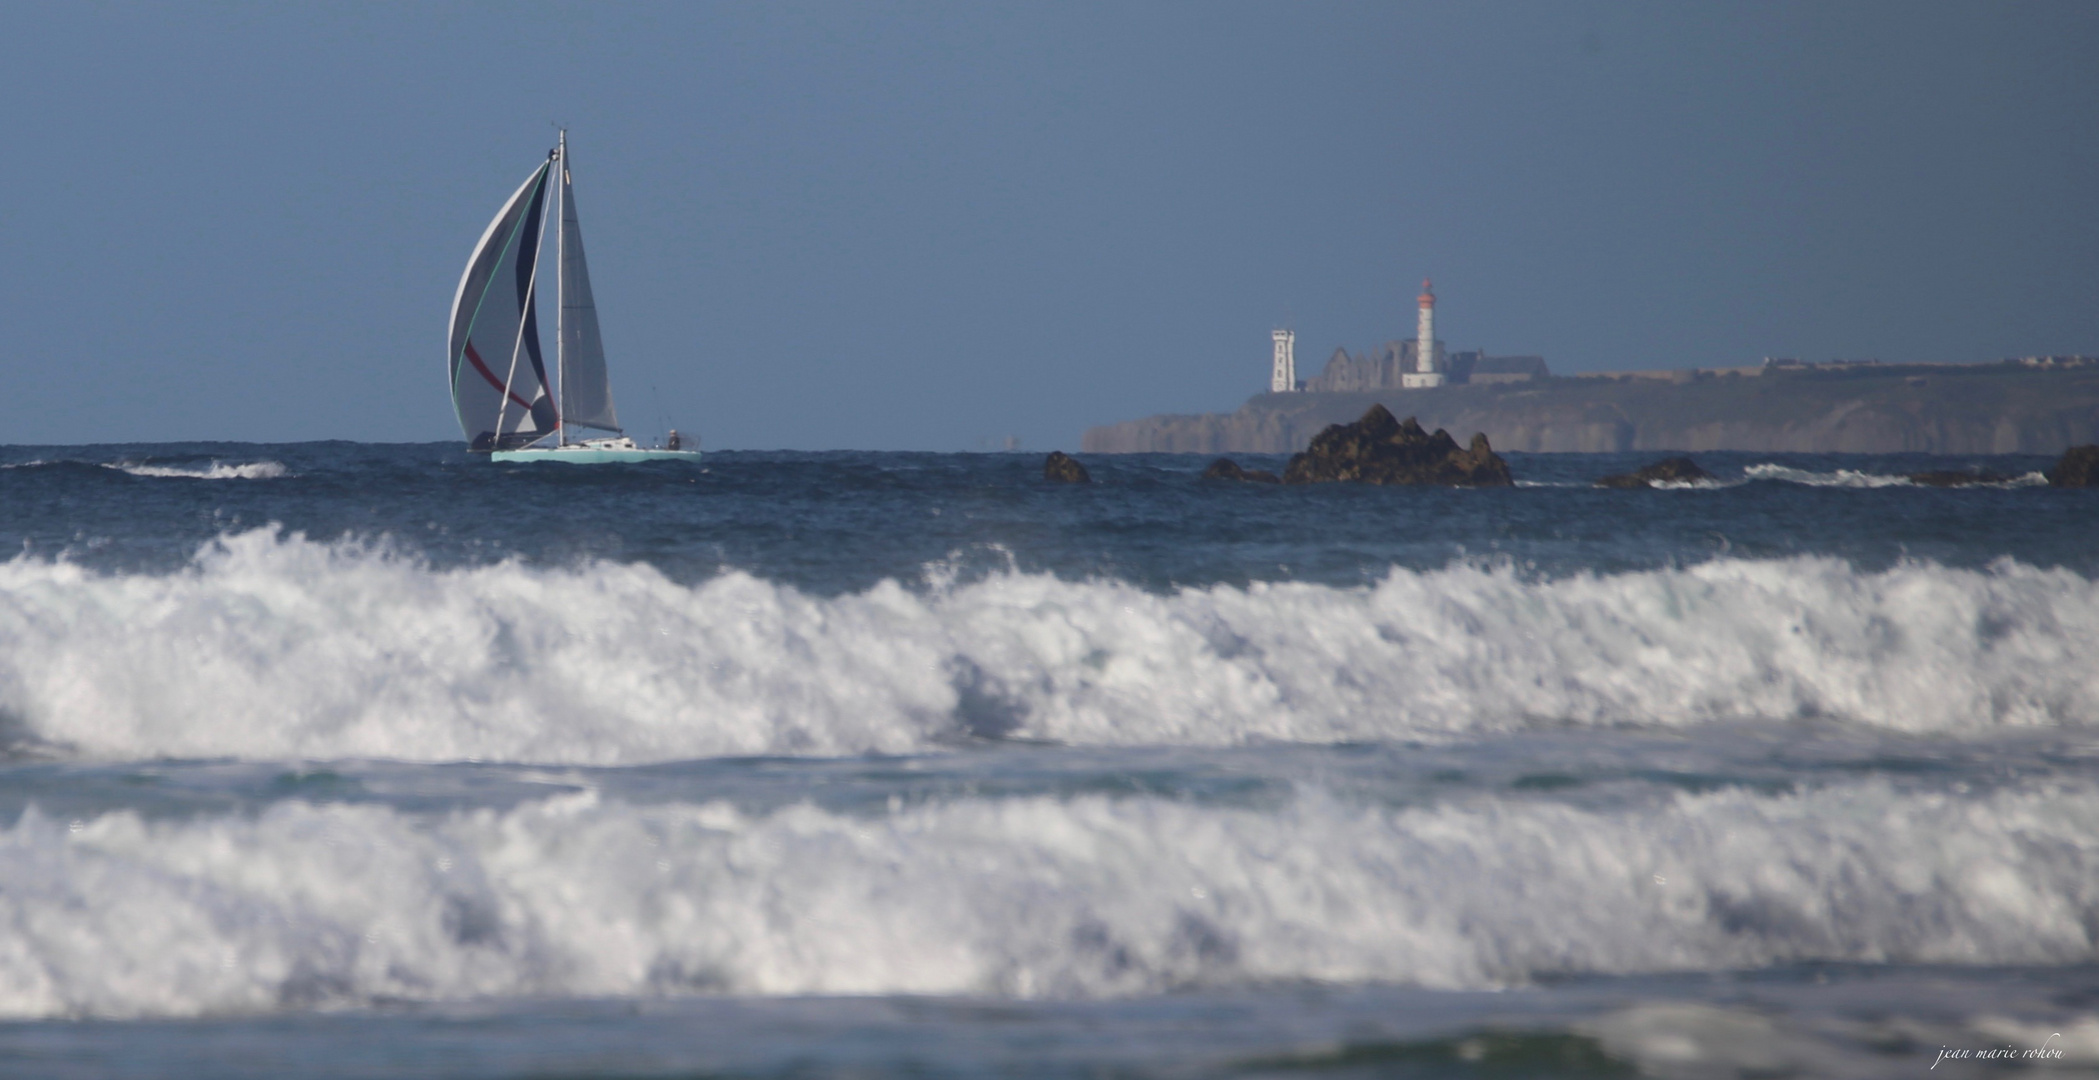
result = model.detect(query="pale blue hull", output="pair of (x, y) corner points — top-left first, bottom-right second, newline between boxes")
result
(491, 447), (703, 464)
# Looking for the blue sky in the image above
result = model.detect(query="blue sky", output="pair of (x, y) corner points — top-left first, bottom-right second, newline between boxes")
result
(2, 2), (2094, 449)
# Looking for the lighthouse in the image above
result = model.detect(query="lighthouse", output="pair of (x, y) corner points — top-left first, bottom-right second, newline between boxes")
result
(1271, 328), (1297, 393)
(1402, 278), (1446, 388)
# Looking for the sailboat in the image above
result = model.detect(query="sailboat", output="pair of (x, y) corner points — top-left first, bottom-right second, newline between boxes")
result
(447, 131), (700, 463)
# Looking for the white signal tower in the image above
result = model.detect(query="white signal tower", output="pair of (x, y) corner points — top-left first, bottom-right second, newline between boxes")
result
(1402, 278), (1446, 388)
(1271, 328), (1297, 393)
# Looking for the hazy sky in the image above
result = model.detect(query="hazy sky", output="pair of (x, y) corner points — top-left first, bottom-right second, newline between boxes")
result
(3, 2), (2095, 449)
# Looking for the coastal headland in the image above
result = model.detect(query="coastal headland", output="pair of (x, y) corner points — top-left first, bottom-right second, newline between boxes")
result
(1084, 360), (2099, 455)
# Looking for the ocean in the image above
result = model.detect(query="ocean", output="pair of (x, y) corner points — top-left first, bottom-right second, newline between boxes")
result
(0, 442), (2094, 1078)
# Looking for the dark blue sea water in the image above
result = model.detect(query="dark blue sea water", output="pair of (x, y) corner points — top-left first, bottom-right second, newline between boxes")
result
(1, 443), (2095, 1078)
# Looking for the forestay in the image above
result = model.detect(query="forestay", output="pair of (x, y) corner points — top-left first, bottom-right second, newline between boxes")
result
(447, 161), (558, 451)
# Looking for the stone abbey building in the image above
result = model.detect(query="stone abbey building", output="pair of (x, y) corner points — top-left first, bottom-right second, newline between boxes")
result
(1302, 343), (1549, 392)
(1270, 280), (1549, 395)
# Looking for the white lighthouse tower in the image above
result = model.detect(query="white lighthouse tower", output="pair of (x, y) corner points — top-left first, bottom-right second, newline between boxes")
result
(1402, 278), (1446, 388)
(1270, 328), (1297, 393)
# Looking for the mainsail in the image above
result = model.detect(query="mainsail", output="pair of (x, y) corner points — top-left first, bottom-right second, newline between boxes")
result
(447, 160), (558, 451)
(556, 158), (620, 434)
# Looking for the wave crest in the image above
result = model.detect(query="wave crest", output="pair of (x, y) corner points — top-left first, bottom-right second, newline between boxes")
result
(111, 460), (288, 480)
(1743, 463), (2048, 488)
(4, 779), (2096, 1016)
(0, 529), (2093, 762)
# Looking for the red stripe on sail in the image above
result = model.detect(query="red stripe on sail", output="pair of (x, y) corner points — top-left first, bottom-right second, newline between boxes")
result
(463, 341), (541, 412)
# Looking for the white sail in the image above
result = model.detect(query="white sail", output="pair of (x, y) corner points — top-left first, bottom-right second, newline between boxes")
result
(448, 160), (557, 451)
(556, 155), (621, 434)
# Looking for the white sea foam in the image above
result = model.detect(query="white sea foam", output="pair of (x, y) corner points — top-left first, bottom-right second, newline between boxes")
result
(110, 460), (288, 480)
(0, 529), (2094, 762)
(2, 778), (2096, 1017)
(1742, 463), (2048, 489)
(1744, 464), (1913, 489)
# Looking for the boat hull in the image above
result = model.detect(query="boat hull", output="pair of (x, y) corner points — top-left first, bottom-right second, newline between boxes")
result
(490, 447), (703, 464)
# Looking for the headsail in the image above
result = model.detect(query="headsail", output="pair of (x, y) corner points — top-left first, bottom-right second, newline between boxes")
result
(448, 161), (558, 450)
(556, 154), (621, 434)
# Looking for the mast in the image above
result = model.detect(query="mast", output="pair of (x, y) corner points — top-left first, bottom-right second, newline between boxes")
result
(555, 129), (568, 447)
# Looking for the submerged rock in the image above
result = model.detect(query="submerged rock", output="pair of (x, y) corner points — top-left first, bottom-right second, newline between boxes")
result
(1043, 451), (1092, 484)
(1595, 457), (1712, 488)
(1281, 405), (1513, 486)
(2051, 445), (2099, 487)
(1201, 458), (1280, 483)
(1906, 469), (2011, 487)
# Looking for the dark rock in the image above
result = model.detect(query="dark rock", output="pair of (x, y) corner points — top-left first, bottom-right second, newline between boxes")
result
(1281, 405), (1513, 486)
(1202, 458), (1280, 483)
(1906, 470), (2010, 487)
(1043, 451), (1091, 484)
(1595, 457), (1712, 488)
(2052, 445), (2099, 487)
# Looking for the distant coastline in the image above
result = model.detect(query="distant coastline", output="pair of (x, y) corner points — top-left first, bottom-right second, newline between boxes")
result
(1084, 359), (2099, 455)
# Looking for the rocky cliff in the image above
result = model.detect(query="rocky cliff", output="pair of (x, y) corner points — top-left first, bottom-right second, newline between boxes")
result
(1082, 365), (2099, 455)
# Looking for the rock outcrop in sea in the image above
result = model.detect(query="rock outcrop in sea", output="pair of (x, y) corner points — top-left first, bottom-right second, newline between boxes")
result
(1201, 458), (1280, 483)
(1281, 405), (1512, 487)
(2052, 445), (2099, 487)
(1596, 457), (1712, 488)
(1043, 451), (1092, 484)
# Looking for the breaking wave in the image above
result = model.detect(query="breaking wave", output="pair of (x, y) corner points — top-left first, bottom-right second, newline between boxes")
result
(0, 528), (2093, 763)
(0, 460), (288, 480)
(110, 460), (289, 480)
(3, 778), (2096, 1017)
(1742, 463), (2048, 489)
(1523, 465), (2049, 491)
